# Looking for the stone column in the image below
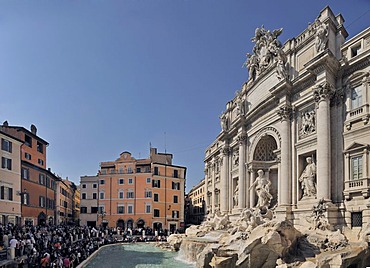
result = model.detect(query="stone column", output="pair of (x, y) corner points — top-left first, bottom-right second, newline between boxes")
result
(314, 82), (334, 200)
(238, 134), (247, 209)
(220, 146), (230, 214)
(249, 169), (255, 207)
(277, 105), (292, 206)
(211, 161), (216, 213)
(203, 164), (209, 214)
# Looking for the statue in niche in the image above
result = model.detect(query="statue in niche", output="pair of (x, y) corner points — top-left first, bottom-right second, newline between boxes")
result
(300, 110), (316, 136)
(232, 150), (239, 167)
(220, 112), (229, 131)
(315, 21), (329, 52)
(249, 170), (272, 210)
(233, 180), (239, 208)
(299, 157), (317, 198)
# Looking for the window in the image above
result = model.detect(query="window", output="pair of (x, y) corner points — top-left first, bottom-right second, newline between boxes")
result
(25, 135), (32, 147)
(351, 86), (363, 110)
(22, 168), (30, 180)
(136, 167), (141, 173)
(127, 167), (132, 173)
(145, 190), (152, 198)
(172, 182), (180, 190)
(0, 186), (13, 201)
(82, 193), (86, 199)
(154, 167), (159, 175)
(110, 169), (115, 174)
(173, 195), (178, 203)
(101, 169), (107, 175)
(38, 159), (44, 166)
(146, 178), (151, 184)
(119, 191), (124, 199)
(100, 192), (105, 199)
(92, 193), (97, 199)
(128, 205), (133, 214)
(82, 184), (87, 189)
(152, 179), (160, 188)
(37, 141), (43, 153)
(91, 207), (98, 213)
(118, 178), (124, 185)
(118, 168), (123, 174)
(154, 193), (159, 202)
(100, 179), (105, 185)
(145, 204), (151, 213)
(351, 44), (362, 57)
(1, 157), (12, 170)
(153, 209), (160, 217)
(1, 139), (12, 153)
(98, 206), (104, 214)
(351, 212), (362, 227)
(351, 156), (363, 180)
(173, 170), (178, 178)
(128, 178), (133, 184)
(172, 210), (179, 219)
(39, 174), (45, 185)
(39, 196), (45, 207)
(93, 183), (97, 188)
(127, 190), (134, 199)
(80, 207), (87, 214)
(117, 206), (125, 214)
(64, 201), (68, 208)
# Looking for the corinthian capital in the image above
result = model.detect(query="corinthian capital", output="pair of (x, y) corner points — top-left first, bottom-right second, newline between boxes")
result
(277, 105), (292, 121)
(221, 146), (230, 156)
(237, 133), (247, 145)
(313, 82), (334, 103)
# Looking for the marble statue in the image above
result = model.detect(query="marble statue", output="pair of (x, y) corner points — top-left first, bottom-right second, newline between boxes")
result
(249, 169), (272, 210)
(276, 49), (288, 80)
(299, 157), (316, 197)
(232, 151), (239, 167)
(243, 26), (284, 82)
(220, 113), (228, 131)
(233, 180), (239, 207)
(315, 21), (329, 52)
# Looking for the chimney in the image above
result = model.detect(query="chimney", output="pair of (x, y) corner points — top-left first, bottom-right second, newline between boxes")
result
(30, 124), (37, 135)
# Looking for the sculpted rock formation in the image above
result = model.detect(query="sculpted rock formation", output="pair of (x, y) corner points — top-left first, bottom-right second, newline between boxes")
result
(173, 199), (370, 267)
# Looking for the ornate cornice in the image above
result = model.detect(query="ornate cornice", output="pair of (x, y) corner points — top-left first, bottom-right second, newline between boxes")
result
(313, 81), (334, 103)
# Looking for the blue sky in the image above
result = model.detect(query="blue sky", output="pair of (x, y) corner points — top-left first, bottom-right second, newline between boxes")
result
(0, 1), (369, 191)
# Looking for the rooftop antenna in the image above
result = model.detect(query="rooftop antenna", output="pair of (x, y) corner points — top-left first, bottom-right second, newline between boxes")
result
(164, 131), (167, 154)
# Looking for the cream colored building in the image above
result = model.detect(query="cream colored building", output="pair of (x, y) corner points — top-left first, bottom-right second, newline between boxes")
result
(205, 6), (370, 229)
(79, 175), (98, 227)
(0, 131), (23, 225)
(187, 179), (206, 225)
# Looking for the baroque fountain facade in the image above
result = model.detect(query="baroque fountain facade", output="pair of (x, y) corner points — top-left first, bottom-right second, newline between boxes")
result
(172, 6), (370, 268)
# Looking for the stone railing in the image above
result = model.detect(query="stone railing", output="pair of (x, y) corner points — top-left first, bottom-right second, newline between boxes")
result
(345, 177), (370, 189)
(348, 104), (369, 119)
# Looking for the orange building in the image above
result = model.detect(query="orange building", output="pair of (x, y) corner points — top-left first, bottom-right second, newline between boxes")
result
(1, 122), (57, 225)
(82, 148), (186, 233)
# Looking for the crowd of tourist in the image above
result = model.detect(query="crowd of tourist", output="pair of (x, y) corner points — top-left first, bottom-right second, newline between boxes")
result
(0, 223), (171, 268)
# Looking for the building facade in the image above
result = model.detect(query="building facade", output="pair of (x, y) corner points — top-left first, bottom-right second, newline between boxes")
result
(79, 175), (98, 227)
(186, 179), (206, 225)
(56, 178), (76, 225)
(81, 148), (186, 233)
(1, 122), (57, 225)
(205, 6), (370, 229)
(0, 131), (23, 225)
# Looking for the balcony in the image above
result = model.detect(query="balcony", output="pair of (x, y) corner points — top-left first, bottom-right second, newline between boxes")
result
(345, 104), (370, 130)
(344, 177), (370, 200)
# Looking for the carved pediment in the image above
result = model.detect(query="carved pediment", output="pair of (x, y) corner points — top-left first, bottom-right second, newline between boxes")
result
(344, 142), (369, 152)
